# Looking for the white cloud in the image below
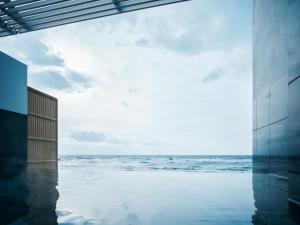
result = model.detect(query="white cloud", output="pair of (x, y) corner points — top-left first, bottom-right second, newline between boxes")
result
(0, 0), (253, 155)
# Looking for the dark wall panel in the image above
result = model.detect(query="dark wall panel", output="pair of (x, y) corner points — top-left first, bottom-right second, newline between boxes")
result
(252, 171), (293, 225)
(0, 109), (27, 156)
(288, 79), (300, 205)
(0, 109), (27, 170)
(270, 119), (288, 177)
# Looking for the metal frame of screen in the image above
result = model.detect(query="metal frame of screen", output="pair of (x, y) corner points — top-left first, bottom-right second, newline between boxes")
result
(0, 0), (190, 37)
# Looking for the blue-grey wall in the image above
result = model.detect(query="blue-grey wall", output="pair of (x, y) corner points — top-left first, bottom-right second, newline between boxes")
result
(0, 52), (28, 170)
(288, 0), (300, 210)
(253, 0), (289, 176)
(0, 52), (27, 115)
(253, 0), (300, 222)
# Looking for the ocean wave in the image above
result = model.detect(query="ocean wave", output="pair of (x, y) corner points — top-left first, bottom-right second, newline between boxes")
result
(58, 155), (252, 173)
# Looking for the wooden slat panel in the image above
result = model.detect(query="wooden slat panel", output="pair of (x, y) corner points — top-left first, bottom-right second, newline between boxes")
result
(27, 87), (58, 163)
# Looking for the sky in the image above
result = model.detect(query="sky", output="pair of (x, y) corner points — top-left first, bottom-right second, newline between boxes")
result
(0, 0), (253, 155)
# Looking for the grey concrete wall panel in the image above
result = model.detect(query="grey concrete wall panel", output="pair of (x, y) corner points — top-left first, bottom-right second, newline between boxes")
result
(253, 0), (300, 221)
(270, 74), (288, 123)
(288, 0), (300, 82)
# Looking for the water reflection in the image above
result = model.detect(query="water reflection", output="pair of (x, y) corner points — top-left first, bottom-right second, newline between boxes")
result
(252, 158), (300, 225)
(0, 162), (58, 225)
(2, 156), (300, 225)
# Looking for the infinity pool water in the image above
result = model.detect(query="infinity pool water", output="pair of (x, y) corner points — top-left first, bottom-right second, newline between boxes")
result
(2, 155), (299, 225)
(56, 155), (254, 225)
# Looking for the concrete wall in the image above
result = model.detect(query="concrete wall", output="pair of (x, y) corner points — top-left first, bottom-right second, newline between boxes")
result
(0, 52), (27, 115)
(253, 0), (300, 223)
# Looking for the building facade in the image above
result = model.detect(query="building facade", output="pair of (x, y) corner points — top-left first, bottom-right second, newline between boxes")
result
(0, 51), (28, 169)
(0, 51), (58, 164)
(253, 0), (300, 223)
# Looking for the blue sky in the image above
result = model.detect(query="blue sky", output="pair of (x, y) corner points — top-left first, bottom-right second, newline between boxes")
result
(0, 0), (253, 155)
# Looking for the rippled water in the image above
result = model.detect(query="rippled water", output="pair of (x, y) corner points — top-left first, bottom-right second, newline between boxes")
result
(58, 155), (252, 172)
(56, 155), (255, 225)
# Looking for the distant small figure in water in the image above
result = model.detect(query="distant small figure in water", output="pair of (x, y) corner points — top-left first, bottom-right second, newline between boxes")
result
(169, 157), (173, 160)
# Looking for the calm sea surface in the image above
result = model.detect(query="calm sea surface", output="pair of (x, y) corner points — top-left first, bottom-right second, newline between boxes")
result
(56, 155), (255, 225)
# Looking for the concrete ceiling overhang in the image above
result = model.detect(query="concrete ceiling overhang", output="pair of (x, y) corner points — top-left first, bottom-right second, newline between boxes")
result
(0, 0), (190, 37)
